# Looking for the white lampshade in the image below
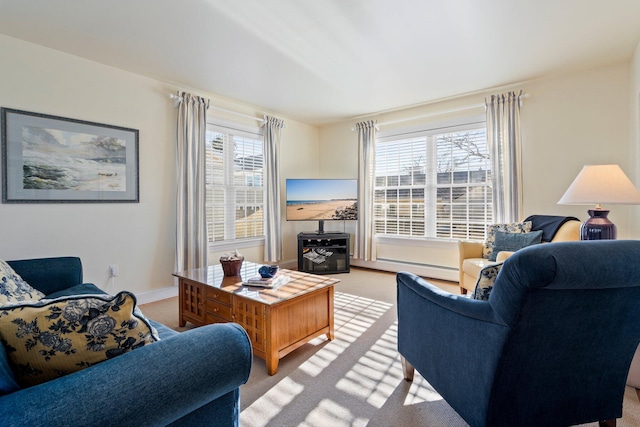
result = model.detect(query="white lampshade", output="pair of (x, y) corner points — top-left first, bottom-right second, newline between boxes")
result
(558, 164), (640, 207)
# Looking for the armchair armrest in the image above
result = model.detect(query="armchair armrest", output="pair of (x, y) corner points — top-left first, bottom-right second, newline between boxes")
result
(458, 240), (484, 260)
(398, 271), (499, 323)
(551, 220), (581, 242)
(496, 251), (514, 262)
(0, 323), (252, 426)
(7, 257), (83, 295)
(457, 240), (484, 286)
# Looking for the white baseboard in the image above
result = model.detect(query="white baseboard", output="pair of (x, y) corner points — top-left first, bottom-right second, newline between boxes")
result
(135, 285), (178, 305)
(351, 258), (459, 282)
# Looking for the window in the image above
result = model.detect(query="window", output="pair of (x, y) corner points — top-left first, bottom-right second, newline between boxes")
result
(205, 123), (264, 243)
(374, 122), (491, 240)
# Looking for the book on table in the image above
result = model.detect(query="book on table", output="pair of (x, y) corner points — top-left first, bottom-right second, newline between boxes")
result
(243, 273), (290, 288)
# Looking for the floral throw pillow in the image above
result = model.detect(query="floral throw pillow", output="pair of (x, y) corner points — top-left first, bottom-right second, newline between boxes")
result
(0, 291), (159, 388)
(482, 221), (532, 260)
(472, 262), (504, 300)
(0, 260), (45, 305)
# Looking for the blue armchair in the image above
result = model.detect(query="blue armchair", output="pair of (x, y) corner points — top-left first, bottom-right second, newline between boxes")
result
(1, 257), (252, 426)
(397, 240), (640, 426)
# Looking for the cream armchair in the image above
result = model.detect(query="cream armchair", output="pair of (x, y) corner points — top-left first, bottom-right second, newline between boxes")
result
(458, 217), (581, 294)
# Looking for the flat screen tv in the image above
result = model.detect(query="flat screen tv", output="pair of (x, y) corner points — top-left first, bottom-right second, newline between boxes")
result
(286, 178), (358, 234)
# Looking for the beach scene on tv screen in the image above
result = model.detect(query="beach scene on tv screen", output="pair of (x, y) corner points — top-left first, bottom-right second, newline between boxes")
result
(286, 179), (358, 221)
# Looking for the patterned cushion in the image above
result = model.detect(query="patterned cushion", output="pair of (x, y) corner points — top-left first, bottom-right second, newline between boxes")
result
(482, 221), (532, 260)
(0, 260), (45, 305)
(488, 230), (543, 261)
(0, 291), (159, 388)
(472, 262), (504, 300)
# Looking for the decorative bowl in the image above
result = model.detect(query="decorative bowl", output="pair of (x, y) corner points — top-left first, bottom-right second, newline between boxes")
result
(258, 265), (279, 278)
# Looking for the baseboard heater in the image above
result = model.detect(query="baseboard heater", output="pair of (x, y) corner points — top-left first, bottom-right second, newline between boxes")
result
(351, 258), (458, 282)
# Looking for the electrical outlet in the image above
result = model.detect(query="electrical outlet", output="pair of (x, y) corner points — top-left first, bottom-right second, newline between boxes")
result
(109, 264), (119, 278)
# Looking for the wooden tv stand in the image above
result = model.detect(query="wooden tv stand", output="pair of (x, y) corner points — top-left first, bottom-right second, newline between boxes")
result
(297, 232), (350, 274)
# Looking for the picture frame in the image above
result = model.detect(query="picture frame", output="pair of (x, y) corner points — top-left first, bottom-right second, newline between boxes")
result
(1, 108), (139, 203)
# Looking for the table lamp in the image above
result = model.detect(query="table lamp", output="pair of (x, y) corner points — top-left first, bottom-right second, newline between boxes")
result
(558, 164), (640, 240)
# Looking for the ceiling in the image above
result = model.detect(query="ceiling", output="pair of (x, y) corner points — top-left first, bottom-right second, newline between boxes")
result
(1, 0), (640, 126)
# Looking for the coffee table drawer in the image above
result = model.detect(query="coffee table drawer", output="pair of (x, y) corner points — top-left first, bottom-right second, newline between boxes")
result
(205, 312), (229, 324)
(206, 287), (232, 305)
(205, 299), (232, 320)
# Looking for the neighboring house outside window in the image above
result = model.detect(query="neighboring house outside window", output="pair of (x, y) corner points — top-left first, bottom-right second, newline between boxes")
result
(374, 120), (491, 241)
(205, 122), (264, 244)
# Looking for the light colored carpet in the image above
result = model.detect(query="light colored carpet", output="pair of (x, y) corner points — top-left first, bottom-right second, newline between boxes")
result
(140, 268), (640, 427)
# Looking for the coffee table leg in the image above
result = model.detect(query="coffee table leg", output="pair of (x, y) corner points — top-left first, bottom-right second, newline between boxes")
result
(266, 355), (279, 375)
(266, 337), (279, 375)
(265, 309), (279, 375)
(178, 281), (186, 327)
(327, 286), (335, 341)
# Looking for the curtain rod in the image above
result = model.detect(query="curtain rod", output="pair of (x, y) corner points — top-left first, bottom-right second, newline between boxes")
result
(169, 93), (283, 126)
(352, 93), (529, 130)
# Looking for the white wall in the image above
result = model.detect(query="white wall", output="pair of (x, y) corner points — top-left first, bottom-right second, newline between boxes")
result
(521, 63), (632, 232)
(0, 34), (176, 297)
(1, 33), (636, 290)
(277, 120), (321, 264)
(318, 62), (633, 280)
(0, 34), (319, 298)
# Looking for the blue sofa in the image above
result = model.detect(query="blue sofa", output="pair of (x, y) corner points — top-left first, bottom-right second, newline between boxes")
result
(398, 240), (640, 426)
(0, 257), (252, 426)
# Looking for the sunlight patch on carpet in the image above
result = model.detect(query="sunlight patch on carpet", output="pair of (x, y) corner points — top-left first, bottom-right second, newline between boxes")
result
(301, 398), (368, 427)
(298, 337), (348, 377)
(336, 321), (404, 408)
(241, 377), (305, 427)
(240, 291), (449, 426)
(405, 373), (446, 405)
(298, 292), (393, 378)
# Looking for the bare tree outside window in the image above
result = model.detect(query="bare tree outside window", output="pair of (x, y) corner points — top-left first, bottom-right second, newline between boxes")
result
(374, 127), (491, 240)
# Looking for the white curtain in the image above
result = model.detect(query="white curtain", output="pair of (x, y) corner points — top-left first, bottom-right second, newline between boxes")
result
(485, 90), (523, 224)
(175, 91), (210, 272)
(354, 120), (377, 261)
(263, 115), (285, 262)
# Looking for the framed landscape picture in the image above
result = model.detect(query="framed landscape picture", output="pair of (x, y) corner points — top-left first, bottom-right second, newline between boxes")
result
(1, 108), (139, 203)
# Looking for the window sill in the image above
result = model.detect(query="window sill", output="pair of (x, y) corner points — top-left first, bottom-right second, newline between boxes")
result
(209, 237), (265, 253)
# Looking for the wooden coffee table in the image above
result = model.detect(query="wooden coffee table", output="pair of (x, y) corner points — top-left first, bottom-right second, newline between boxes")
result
(174, 262), (339, 375)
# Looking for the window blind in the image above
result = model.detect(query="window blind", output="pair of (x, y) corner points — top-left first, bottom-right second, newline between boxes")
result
(206, 122), (264, 243)
(374, 123), (490, 240)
